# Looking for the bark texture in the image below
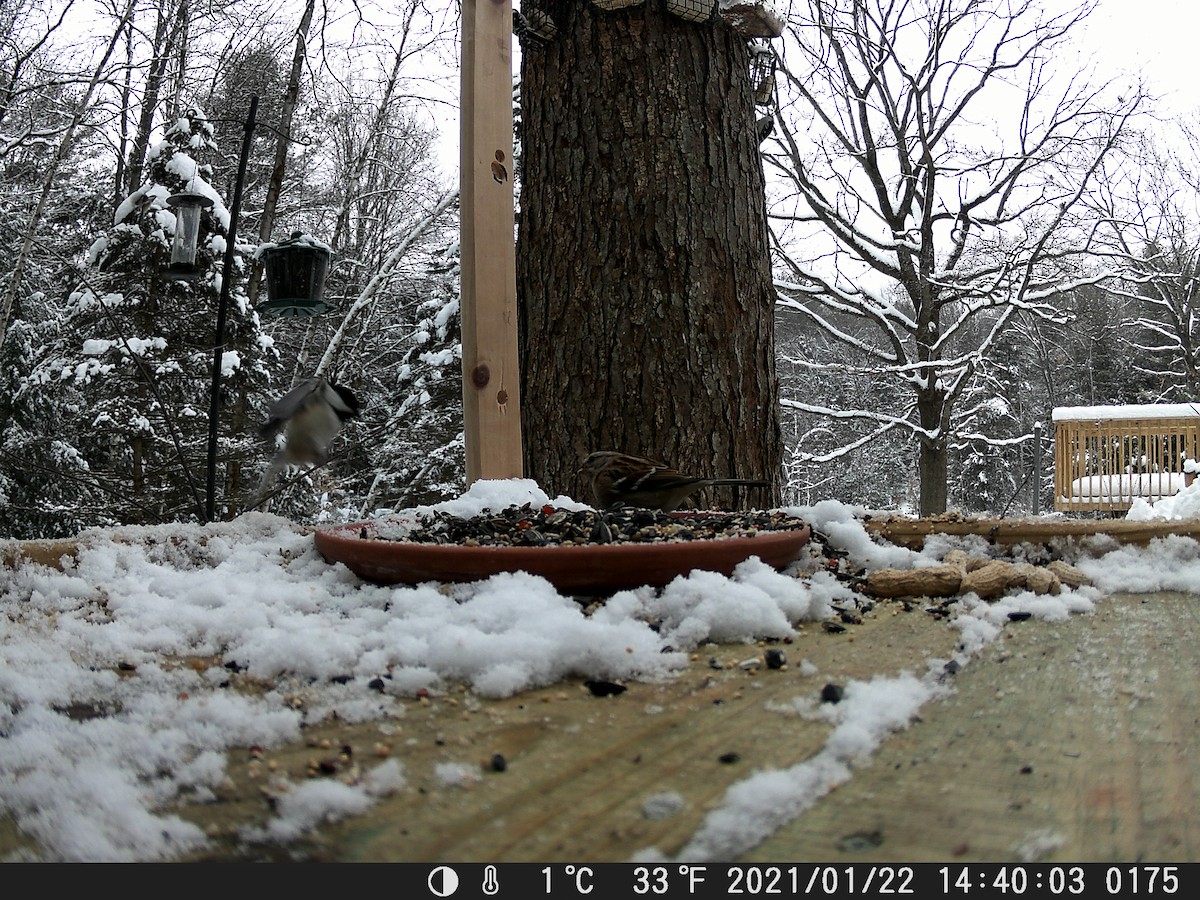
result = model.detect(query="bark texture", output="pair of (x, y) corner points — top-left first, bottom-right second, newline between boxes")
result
(517, 0), (782, 508)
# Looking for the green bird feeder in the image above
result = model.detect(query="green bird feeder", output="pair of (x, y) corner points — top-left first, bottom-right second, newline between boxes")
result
(259, 232), (334, 317)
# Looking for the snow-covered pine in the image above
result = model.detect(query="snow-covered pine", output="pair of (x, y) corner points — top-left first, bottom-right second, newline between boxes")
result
(12, 109), (274, 531)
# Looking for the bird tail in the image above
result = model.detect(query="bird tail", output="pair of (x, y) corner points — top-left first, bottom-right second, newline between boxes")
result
(252, 456), (285, 512)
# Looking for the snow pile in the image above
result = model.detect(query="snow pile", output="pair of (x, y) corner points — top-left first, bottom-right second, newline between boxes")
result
(1126, 474), (1200, 521)
(2, 478), (1197, 861)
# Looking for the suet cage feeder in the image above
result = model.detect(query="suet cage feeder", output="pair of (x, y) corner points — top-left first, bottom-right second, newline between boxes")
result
(259, 232), (335, 318)
(749, 41), (777, 106)
(164, 192), (213, 281)
(517, 7), (559, 44)
(665, 0), (716, 23)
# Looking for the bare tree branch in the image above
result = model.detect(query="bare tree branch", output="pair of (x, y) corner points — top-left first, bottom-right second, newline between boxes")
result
(769, 0), (1140, 513)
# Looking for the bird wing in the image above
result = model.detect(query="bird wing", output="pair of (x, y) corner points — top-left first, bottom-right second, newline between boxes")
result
(260, 377), (323, 439)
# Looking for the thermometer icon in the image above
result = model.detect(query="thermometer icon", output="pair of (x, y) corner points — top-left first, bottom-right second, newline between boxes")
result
(483, 864), (500, 895)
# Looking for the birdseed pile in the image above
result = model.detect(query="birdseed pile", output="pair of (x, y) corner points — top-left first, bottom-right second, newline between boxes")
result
(367, 504), (808, 547)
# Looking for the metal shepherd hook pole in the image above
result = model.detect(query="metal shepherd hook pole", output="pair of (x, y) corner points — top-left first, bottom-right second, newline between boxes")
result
(206, 94), (259, 523)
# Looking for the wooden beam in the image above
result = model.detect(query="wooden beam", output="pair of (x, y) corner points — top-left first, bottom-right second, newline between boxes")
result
(863, 515), (1200, 549)
(459, 0), (524, 484)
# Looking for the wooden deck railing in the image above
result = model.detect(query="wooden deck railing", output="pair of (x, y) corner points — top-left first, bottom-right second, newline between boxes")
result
(1053, 404), (1200, 512)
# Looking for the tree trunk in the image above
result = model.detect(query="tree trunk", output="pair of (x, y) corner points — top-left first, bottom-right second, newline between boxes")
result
(915, 280), (949, 516)
(517, 1), (782, 509)
(259, 0), (313, 237)
(917, 388), (948, 516)
(246, 0), (315, 310)
(124, 0), (187, 195)
(0, 0), (138, 351)
(114, 21), (133, 210)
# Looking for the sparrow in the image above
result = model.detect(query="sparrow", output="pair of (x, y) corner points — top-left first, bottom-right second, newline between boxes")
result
(258, 377), (360, 487)
(579, 450), (768, 512)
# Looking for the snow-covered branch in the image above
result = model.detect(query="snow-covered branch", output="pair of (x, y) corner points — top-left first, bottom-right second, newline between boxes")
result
(314, 189), (458, 377)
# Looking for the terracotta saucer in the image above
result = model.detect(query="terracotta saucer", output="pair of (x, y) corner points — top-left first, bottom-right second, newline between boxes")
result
(314, 518), (811, 594)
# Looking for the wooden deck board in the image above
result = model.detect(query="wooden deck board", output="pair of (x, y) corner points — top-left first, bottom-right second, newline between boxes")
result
(171, 589), (1198, 863)
(745, 592), (1200, 862)
(167, 598), (961, 862)
(6, 521), (1199, 863)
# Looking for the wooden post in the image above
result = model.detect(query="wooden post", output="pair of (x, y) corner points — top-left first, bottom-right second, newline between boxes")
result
(459, 0), (524, 484)
(1032, 421), (1041, 516)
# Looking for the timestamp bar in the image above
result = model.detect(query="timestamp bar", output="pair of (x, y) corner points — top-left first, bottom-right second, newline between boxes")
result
(376, 863), (1192, 898)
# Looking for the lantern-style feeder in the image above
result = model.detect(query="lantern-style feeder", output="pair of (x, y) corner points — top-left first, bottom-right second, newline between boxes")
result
(666, 0), (716, 23)
(164, 192), (213, 281)
(258, 231), (334, 318)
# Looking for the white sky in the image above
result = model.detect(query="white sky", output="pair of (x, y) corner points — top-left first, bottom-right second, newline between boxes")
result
(1083, 0), (1200, 116)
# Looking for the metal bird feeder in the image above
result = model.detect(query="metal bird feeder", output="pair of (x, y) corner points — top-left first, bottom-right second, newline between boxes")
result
(749, 41), (777, 106)
(665, 0), (716, 23)
(259, 232), (335, 318)
(164, 192), (213, 281)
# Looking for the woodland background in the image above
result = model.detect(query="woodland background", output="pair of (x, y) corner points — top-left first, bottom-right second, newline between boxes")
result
(2, 0), (1198, 539)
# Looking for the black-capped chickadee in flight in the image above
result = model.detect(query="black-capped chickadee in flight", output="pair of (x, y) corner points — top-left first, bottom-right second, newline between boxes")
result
(258, 377), (361, 491)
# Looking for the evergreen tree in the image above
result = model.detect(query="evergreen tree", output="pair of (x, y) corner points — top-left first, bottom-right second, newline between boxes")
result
(1, 315), (105, 537)
(375, 241), (466, 511)
(21, 107), (274, 527)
